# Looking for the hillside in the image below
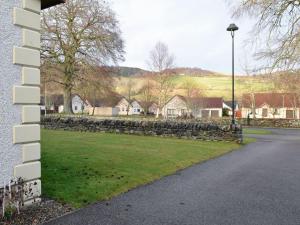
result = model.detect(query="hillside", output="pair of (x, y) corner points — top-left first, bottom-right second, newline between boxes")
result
(115, 74), (275, 101)
(115, 66), (149, 77)
(42, 67), (276, 102)
(114, 66), (218, 77)
(166, 67), (218, 76)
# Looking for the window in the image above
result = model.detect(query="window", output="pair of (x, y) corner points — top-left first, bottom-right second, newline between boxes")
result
(74, 106), (78, 111)
(137, 109), (140, 112)
(286, 110), (296, 119)
(167, 109), (175, 115)
(181, 109), (186, 115)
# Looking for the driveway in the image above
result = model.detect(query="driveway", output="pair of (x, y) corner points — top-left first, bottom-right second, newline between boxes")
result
(45, 128), (300, 225)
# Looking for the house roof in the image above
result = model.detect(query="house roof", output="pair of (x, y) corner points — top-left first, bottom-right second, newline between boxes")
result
(242, 93), (300, 108)
(130, 99), (143, 106)
(224, 101), (238, 109)
(86, 95), (123, 108)
(190, 97), (223, 108)
(166, 95), (223, 109)
(139, 101), (157, 108)
(42, 0), (65, 10)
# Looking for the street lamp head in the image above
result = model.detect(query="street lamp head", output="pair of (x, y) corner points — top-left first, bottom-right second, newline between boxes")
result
(227, 23), (239, 32)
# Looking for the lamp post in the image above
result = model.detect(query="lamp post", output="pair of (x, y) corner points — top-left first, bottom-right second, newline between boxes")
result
(227, 23), (239, 128)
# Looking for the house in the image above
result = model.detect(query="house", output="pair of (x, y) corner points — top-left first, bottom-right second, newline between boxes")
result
(80, 95), (146, 117)
(115, 98), (144, 116)
(42, 94), (88, 114)
(116, 97), (133, 115)
(40, 94), (64, 113)
(148, 102), (158, 115)
(72, 94), (89, 114)
(162, 95), (223, 119)
(53, 94), (88, 114)
(131, 100), (144, 115)
(140, 101), (158, 115)
(223, 101), (239, 116)
(86, 96), (122, 116)
(242, 93), (300, 119)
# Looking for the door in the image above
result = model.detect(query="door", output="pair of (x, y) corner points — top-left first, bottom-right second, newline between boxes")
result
(211, 110), (220, 118)
(201, 110), (210, 118)
(262, 108), (268, 118)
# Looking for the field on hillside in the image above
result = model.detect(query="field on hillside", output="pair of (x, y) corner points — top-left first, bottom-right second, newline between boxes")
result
(43, 69), (276, 101)
(116, 75), (275, 100)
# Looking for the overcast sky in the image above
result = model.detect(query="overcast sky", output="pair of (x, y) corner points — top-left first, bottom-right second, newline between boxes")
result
(111, 0), (256, 75)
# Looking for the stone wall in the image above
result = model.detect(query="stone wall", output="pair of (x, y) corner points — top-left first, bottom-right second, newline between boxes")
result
(191, 118), (300, 128)
(238, 118), (300, 128)
(192, 118), (300, 128)
(41, 116), (242, 142)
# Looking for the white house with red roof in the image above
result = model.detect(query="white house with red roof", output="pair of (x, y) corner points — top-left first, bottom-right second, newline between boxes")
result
(162, 95), (223, 119)
(242, 93), (300, 119)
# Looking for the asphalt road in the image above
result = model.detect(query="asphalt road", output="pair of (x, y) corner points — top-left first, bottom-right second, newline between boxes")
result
(45, 128), (300, 225)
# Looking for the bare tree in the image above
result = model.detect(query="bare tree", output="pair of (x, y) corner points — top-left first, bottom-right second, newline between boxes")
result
(120, 77), (136, 115)
(139, 74), (156, 115)
(240, 57), (258, 118)
(232, 0), (300, 71)
(41, 0), (124, 113)
(76, 66), (116, 116)
(181, 76), (204, 99)
(273, 71), (300, 117)
(274, 71), (300, 93)
(180, 76), (205, 116)
(147, 42), (175, 117)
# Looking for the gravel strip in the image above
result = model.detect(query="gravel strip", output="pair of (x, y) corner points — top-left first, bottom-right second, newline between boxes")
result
(0, 199), (74, 225)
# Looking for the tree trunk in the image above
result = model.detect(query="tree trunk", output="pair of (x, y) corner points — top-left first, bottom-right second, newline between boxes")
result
(144, 107), (148, 116)
(63, 85), (73, 114)
(250, 93), (256, 119)
(63, 60), (75, 114)
(156, 108), (160, 118)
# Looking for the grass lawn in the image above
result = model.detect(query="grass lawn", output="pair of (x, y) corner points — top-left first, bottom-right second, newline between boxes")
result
(243, 128), (272, 135)
(41, 129), (247, 208)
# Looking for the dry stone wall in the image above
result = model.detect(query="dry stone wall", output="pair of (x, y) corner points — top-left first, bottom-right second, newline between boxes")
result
(238, 118), (300, 128)
(42, 116), (242, 142)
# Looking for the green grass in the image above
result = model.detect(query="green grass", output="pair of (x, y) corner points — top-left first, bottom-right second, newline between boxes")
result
(41, 129), (248, 208)
(243, 128), (272, 135)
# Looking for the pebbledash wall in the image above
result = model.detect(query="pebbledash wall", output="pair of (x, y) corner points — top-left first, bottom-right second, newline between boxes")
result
(0, 0), (42, 204)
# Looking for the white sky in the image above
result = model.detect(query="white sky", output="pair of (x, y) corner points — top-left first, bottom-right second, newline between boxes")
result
(111, 0), (256, 75)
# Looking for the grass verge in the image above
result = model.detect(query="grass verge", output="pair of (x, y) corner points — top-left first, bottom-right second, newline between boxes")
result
(42, 129), (249, 208)
(243, 128), (272, 135)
